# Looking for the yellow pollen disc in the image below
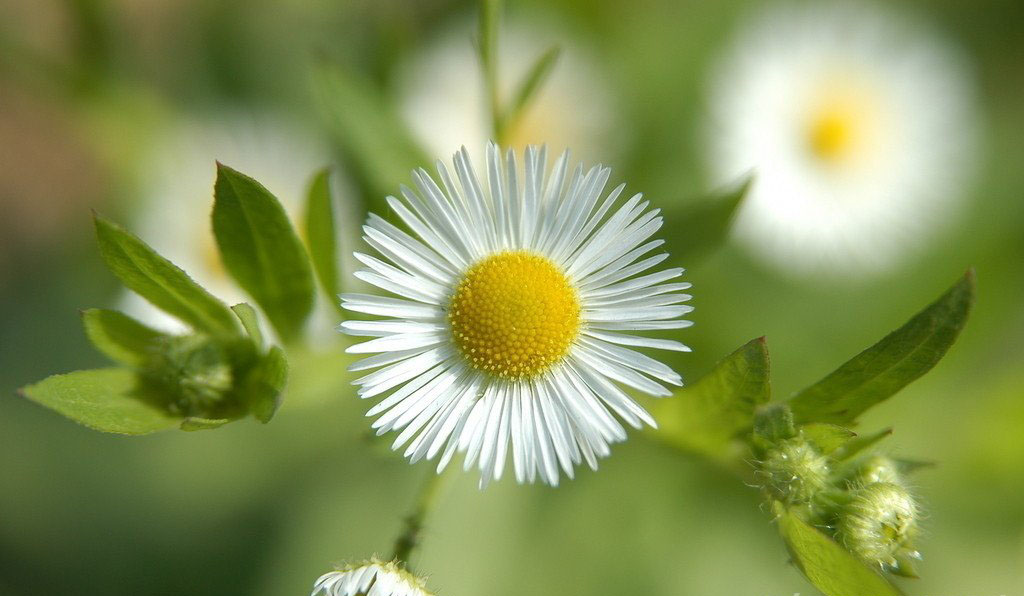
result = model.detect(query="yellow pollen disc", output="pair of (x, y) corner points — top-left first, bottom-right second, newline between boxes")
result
(808, 107), (855, 161)
(805, 86), (878, 165)
(448, 250), (581, 379)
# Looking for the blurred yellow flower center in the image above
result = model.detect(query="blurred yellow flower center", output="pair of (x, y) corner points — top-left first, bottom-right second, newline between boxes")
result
(808, 107), (855, 161)
(448, 250), (581, 379)
(806, 88), (878, 165)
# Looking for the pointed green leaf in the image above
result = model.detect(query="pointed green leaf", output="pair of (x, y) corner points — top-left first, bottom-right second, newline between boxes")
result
(832, 428), (892, 462)
(213, 163), (315, 344)
(311, 61), (428, 210)
(304, 168), (343, 313)
(500, 46), (560, 139)
(790, 269), (975, 425)
(246, 345), (288, 423)
(651, 337), (770, 459)
(778, 509), (903, 596)
(231, 303), (263, 350)
(669, 176), (752, 260)
(801, 423), (856, 455)
(180, 417), (232, 431)
(93, 215), (240, 338)
(19, 369), (181, 435)
(81, 308), (167, 366)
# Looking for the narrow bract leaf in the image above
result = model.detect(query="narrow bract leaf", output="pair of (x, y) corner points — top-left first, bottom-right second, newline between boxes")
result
(304, 168), (344, 313)
(93, 215), (239, 338)
(82, 308), (166, 366)
(832, 428), (892, 462)
(790, 269), (976, 425)
(669, 176), (752, 260)
(311, 61), (428, 210)
(19, 369), (181, 435)
(247, 346), (288, 423)
(501, 45), (560, 138)
(801, 423), (856, 455)
(652, 337), (770, 459)
(231, 303), (263, 350)
(213, 163), (315, 344)
(180, 417), (232, 431)
(778, 509), (904, 596)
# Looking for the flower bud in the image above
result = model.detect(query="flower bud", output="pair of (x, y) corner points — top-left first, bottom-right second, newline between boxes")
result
(837, 482), (918, 568)
(852, 455), (903, 486)
(144, 335), (233, 416)
(762, 437), (831, 505)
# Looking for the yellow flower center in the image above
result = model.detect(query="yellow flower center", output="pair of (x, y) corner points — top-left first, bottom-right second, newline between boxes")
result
(448, 250), (581, 379)
(805, 83), (880, 166)
(807, 107), (856, 162)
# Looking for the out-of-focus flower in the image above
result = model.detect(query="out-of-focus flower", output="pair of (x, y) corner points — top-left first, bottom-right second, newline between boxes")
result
(396, 18), (616, 163)
(704, 2), (977, 276)
(120, 112), (346, 341)
(312, 559), (433, 596)
(340, 144), (691, 487)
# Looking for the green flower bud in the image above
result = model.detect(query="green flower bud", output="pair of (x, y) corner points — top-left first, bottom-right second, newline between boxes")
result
(144, 335), (233, 416)
(837, 482), (918, 568)
(762, 437), (831, 505)
(852, 455), (903, 486)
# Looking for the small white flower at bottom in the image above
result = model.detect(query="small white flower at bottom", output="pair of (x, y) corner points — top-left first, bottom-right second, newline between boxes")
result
(312, 560), (433, 596)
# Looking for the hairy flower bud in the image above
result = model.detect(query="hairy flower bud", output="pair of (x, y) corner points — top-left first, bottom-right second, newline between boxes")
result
(837, 482), (918, 568)
(852, 455), (903, 486)
(145, 335), (233, 416)
(762, 437), (831, 505)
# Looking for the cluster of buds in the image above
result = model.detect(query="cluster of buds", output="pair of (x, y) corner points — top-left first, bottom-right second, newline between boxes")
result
(142, 334), (235, 417)
(757, 432), (922, 575)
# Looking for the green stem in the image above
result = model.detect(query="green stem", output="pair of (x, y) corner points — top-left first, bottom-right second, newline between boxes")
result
(391, 469), (449, 566)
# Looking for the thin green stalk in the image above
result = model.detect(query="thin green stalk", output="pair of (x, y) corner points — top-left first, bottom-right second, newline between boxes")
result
(391, 469), (450, 566)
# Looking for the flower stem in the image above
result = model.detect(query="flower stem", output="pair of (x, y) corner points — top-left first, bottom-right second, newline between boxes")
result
(391, 469), (450, 566)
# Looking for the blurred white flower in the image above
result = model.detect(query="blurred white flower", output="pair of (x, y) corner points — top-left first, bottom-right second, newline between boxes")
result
(396, 17), (616, 163)
(312, 560), (432, 596)
(705, 2), (977, 276)
(341, 145), (690, 487)
(121, 112), (349, 342)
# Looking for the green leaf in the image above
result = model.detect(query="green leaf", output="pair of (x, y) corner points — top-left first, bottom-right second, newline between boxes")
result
(213, 163), (316, 344)
(180, 417), (231, 431)
(652, 337), (770, 459)
(753, 402), (796, 448)
(478, 0), (502, 138)
(304, 168), (343, 313)
(93, 214), (240, 338)
(801, 423), (856, 455)
(778, 508), (904, 596)
(500, 45), (560, 140)
(669, 176), (752, 261)
(81, 308), (166, 366)
(246, 346), (288, 423)
(19, 369), (180, 435)
(832, 428), (892, 462)
(311, 60), (428, 211)
(231, 303), (263, 350)
(790, 269), (976, 425)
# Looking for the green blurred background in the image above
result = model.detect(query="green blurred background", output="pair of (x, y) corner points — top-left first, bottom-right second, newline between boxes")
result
(1, 0), (1022, 594)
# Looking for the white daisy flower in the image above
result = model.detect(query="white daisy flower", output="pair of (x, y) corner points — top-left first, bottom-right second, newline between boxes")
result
(396, 18), (616, 163)
(312, 560), (432, 596)
(705, 2), (977, 276)
(340, 144), (692, 487)
(120, 112), (352, 342)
